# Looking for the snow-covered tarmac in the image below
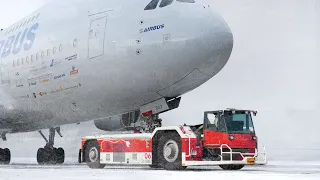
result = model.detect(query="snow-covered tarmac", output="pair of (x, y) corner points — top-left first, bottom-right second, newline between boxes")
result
(0, 159), (319, 180)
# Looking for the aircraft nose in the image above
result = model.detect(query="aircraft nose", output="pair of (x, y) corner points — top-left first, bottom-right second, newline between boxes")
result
(156, 5), (233, 97)
(194, 6), (234, 76)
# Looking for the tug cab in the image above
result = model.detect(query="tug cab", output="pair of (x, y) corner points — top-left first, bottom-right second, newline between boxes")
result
(204, 109), (257, 153)
(190, 109), (259, 169)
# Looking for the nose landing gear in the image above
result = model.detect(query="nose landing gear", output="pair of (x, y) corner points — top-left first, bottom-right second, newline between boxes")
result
(131, 114), (162, 133)
(146, 115), (162, 133)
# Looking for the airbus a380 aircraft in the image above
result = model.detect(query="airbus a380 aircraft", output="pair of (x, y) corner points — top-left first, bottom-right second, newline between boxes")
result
(0, 0), (233, 164)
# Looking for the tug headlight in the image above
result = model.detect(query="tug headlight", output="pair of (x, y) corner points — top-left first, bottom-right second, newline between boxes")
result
(252, 136), (257, 140)
(229, 135), (234, 140)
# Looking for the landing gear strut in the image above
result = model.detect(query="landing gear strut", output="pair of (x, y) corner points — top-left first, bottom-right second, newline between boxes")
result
(37, 127), (65, 165)
(132, 114), (162, 133)
(146, 114), (162, 133)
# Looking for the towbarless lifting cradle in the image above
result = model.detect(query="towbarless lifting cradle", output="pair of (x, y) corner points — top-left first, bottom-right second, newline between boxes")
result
(78, 109), (267, 170)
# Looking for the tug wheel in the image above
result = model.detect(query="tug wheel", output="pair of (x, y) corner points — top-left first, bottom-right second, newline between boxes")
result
(149, 164), (162, 168)
(84, 140), (106, 169)
(219, 164), (245, 170)
(157, 132), (186, 170)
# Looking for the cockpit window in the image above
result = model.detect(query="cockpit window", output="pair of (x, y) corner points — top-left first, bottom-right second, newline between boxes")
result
(159, 0), (174, 7)
(177, 0), (195, 3)
(145, 0), (195, 10)
(144, 0), (160, 10)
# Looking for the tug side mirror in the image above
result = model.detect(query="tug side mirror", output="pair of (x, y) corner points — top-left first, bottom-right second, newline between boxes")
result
(253, 111), (257, 116)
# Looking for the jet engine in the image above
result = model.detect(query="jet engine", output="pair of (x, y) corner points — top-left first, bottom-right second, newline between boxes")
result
(94, 110), (141, 131)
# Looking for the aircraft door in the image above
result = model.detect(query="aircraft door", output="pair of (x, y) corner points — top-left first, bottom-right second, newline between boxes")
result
(88, 15), (107, 59)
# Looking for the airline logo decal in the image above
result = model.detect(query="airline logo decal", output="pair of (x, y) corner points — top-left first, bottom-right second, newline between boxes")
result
(16, 79), (24, 87)
(49, 85), (64, 94)
(49, 83), (81, 94)
(39, 92), (47, 96)
(28, 74), (52, 86)
(30, 65), (47, 73)
(39, 79), (49, 83)
(64, 83), (81, 90)
(140, 24), (164, 33)
(0, 23), (39, 59)
(70, 66), (79, 75)
(29, 81), (37, 86)
(16, 80), (23, 88)
(65, 54), (77, 61)
(19, 94), (30, 99)
(60, 85), (64, 91)
(39, 74), (51, 84)
(50, 59), (62, 67)
(54, 73), (66, 80)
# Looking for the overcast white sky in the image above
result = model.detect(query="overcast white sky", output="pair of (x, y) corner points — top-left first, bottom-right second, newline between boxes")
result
(163, 0), (318, 160)
(0, 0), (48, 28)
(0, 0), (318, 161)
(167, 0), (318, 160)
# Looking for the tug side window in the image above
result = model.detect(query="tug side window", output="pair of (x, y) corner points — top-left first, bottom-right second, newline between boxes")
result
(206, 113), (226, 132)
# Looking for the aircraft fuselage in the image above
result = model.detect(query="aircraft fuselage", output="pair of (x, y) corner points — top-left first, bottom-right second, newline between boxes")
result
(0, 0), (233, 133)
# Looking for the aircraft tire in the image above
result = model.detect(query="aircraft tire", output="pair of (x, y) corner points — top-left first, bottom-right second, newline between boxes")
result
(0, 148), (3, 162)
(47, 148), (57, 165)
(3, 148), (11, 164)
(37, 148), (45, 164)
(38, 148), (61, 165)
(56, 148), (65, 164)
(37, 148), (54, 164)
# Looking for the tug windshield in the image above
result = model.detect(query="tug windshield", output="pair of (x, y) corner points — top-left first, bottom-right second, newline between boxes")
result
(223, 111), (255, 134)
(204, 110), (255, 134)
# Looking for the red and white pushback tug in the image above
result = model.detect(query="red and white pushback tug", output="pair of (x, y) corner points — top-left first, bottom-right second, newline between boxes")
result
(79, 109), (267, 170)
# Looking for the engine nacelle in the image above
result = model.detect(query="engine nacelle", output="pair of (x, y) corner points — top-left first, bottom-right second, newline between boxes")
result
(94, 111), (140, 131)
